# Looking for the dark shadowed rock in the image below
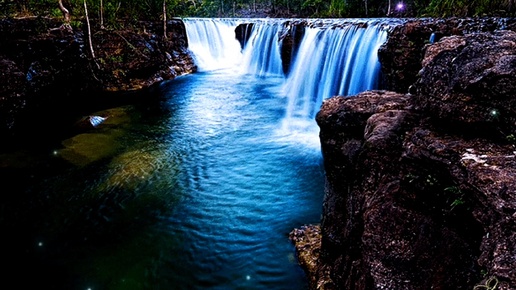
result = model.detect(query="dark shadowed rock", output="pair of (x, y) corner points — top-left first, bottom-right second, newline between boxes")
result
(0, 58), (26, 132)
(413, 30), (516, 139)
(378, 17), (516, 94)
(0, 17), (195, 145)
(235, 23), (254, 49)
(292, 26), (516, 290)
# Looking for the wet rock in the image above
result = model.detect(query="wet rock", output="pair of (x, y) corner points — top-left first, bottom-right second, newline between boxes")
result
(0, 58), (26, 134)
(289, 224), (325, 289)
(278, 21), (304, 75)
(235, 23), (254, 49)
(298, 28), (516, 290)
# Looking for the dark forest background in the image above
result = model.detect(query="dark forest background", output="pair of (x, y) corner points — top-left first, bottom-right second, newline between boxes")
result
(1, 0), (515, 25)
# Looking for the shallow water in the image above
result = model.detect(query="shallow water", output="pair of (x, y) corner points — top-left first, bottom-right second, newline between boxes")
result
(0, 68), (325, 289)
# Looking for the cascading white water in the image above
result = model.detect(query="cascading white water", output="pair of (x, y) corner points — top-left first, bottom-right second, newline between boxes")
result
(182, 18), (397, 138)
(282, 20), (389, 122)
(183, 18), (244, 71)
(240, 20), (284, 77)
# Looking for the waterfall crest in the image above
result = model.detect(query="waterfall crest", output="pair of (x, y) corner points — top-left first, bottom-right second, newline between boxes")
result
(183, 18), (243, 71)
(182, 18), (400, 124)
(240, 20), (284, 77)
(283, 20), (389, 120)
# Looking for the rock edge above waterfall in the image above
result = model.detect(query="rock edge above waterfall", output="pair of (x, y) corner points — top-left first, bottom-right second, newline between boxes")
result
(291, 28), (516, 289)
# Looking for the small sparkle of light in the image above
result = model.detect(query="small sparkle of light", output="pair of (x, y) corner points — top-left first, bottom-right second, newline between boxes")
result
(53, 150), (58, 155)
(246, 275), (251, 280)
(396, 3), (404, 10)
(490, 109), (498, 116)
(38, 242), (43, 247)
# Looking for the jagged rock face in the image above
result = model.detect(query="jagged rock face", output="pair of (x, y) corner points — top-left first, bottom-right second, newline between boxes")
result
(378, 17), (516, 94)
(235, 23), (254, 50)
(316, 92), (483, 290)
(277, 21), (305, 75)
(94, 20), (196, 91)
(413, 30), (516, 139)
(310, 29), (516, 289)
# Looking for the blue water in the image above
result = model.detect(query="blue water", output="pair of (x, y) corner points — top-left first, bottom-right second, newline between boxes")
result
(0, 68), (325, 289)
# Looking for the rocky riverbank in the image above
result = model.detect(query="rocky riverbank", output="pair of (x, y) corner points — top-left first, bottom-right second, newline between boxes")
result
(290, 19), (516, 289)
(2, 16), (515, 289)
(0, 17), (195, 147)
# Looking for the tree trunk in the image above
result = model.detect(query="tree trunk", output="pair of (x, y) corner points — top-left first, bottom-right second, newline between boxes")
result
(58, 0), (70, 22)
(387, 0), (391, 15)
(84, 0), (95, 58)
(100, 0), (104, 29)
(163, 0), (167, 39)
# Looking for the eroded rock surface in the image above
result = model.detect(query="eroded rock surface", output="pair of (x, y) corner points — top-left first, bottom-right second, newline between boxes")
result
(291, 28), (516, 290)
(378, 17), (516, 94)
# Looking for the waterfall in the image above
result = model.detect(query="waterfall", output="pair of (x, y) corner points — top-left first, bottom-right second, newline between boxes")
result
(282, 20), (389, 122)
(182, 18), (397, 128)
(183, 18), (243, 71)
(240, 20), (284, 77)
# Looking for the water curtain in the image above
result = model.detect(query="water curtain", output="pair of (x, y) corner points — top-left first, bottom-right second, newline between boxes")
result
(283, 20), (389, 120)
(183, 18), (244, 71)
(183, 18), (395, 119)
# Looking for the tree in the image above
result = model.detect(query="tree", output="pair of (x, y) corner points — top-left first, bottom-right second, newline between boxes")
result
(58, 0), (70, 22)
(163, 0), (167, 39)
(83, 0), (95, 58)
(100, 0), (104, 29)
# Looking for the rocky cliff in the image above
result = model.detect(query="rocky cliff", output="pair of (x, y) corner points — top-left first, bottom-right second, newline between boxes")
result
(378, 17), (516, 93)
(0, 17), (195, 147)
(290, 20), (516, 290)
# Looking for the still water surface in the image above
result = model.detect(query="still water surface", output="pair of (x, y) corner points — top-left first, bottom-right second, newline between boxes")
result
(1, 68), (325, 289)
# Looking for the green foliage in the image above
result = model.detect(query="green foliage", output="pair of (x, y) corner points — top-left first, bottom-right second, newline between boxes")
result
(444, 185), (466, 211)
(2, 0), (515, 19)
(301, 0), (324, 16)
(70, 19), (83, 29)
(424, 0), (516, 17)
(327, 0), (347, 17)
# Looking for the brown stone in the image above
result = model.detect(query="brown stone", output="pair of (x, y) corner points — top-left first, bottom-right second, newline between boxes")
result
(302, 26), (516, 290)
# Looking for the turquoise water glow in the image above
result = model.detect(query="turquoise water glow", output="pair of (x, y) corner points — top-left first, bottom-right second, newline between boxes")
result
(0, 68), (324, 290)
